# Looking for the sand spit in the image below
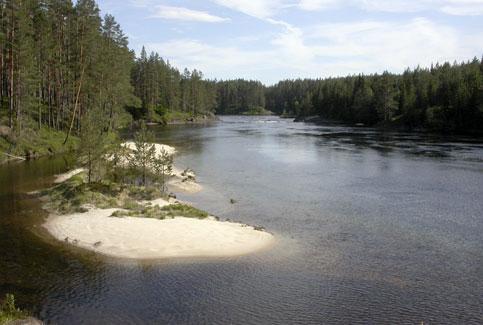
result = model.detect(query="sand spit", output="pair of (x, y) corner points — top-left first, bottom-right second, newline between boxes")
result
(44, 204), (274, 259)
(44, 142), (273, 259)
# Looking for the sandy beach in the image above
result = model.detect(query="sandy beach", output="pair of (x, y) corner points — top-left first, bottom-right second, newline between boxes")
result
(44, 204), (274, 259)
(45, 142), (274, 259)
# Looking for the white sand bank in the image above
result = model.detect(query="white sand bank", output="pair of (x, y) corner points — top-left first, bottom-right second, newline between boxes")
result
(121, 141), (176, 156)
(54, 168), (85, 183)
(168, 179), (202, 194)
(44, 206), (274, 259)
(168, 167), (202, 193)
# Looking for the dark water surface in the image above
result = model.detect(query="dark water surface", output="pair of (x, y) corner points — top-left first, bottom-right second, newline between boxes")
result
(1, 116), (482, 324)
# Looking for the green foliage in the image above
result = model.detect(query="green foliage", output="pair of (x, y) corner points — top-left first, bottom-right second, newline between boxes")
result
(0, 0), (136, 145)
(111, 203), (208, 220)
(152, 149), (173, 193)
(132, 48), (216, 121)
(162, 110), (194, 123)
(426, 106), (448, 130)
(43, 172), (165, 215)
(104, 138), (131, 184)
(78, 107), (112, 183)
(43, 162), (204, 220)
(241, 106), (273, 116)
(0, 294), (29, 324)
(374, 72), (399, 122)
(130, 123), (156, 186)
(216, 80), (266, 115)
(266, 58), (483, 133)
(0, 126), (78, 161)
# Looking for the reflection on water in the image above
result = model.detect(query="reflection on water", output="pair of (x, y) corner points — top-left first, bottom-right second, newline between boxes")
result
(1, 116), (482, 324)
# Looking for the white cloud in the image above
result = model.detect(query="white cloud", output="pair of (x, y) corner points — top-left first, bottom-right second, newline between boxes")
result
(151, 5), (229, 22)
(308, 18), (473, 69)
(298, 0), (483, 15)
(211, 0), (288, 18)
(298, 0), (342, 11)
(133, 0), (483, 17)
(145, 17), (483, 84)
(441, 0), (483, 15)
(145, 40), (274, 79)
(129, 0), (152, 7)
(122, 0), (482, 83)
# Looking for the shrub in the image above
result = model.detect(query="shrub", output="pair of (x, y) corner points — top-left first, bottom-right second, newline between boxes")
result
(0, 294), (29, 324)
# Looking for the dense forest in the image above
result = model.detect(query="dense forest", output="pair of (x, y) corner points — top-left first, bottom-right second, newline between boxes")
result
(0, 0), (136, 135)
(0, 0), (217, 142)
(131, 47), (217, 122)
(215, 79), (267, 115)
(266, 59), (483, 132)
(0, 0), (482, 158)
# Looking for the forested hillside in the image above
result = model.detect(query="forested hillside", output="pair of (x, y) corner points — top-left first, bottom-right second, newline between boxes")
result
(0, 0), (217, 149)
(266, 59), (483, 133)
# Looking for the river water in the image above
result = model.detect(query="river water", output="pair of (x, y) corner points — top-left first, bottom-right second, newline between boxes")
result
(0, 116), (482, 324)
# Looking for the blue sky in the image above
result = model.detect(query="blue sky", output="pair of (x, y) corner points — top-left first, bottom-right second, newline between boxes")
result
(97, 0), (483, 84)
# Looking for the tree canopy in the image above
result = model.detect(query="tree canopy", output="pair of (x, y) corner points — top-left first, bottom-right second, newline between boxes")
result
(265, 59), (483, 133)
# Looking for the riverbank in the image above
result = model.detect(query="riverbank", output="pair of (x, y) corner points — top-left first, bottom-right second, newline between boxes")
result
(41, 142), (274, 260)
(44, 205), (273, 259)
(0, 126), (78, 164)
(292, 114), (483, 136)
(144, 111), (217, 126)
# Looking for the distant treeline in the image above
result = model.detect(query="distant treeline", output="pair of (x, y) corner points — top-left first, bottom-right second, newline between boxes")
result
(266, 59), (483, 133)
(215, 80), (265, 115)
(1, 0), (481, 137)
(131, 48), (217, 122)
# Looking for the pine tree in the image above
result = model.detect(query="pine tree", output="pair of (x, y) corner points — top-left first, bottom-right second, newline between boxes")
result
(130, 122), (155, 186)
(78, 106), (109, 183)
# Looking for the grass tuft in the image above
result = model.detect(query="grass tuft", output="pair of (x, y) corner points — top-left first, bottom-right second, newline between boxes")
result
(0, 294), (29, 324)
(111, 203), (208, 220)
(43, 173), (165, 215)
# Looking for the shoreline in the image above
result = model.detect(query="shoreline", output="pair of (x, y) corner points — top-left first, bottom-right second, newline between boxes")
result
(42, 142), (274, 260)
(44, 205), (274, 260)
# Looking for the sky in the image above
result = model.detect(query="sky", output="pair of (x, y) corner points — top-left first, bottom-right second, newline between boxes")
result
(96, 0), (483, 85)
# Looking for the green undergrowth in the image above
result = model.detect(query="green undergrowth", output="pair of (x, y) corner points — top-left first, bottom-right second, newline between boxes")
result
(43, 172), (209, 220)
(162, 110), (193, 123)
(42, 172), (163, 215)
(153, 110), (214, 124)
(0, 294), (29, 325)
(241, 107), (274, 116)
(111, 203), (209, 220)
(0, 126), (78, 162)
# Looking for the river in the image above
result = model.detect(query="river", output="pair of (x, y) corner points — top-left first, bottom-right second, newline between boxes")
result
(1, 116), (482, 324)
